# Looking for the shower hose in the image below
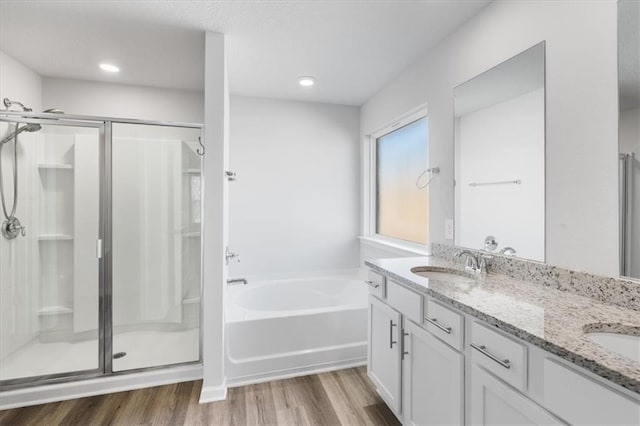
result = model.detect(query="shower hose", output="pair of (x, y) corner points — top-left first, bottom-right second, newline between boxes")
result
(0, 123), (19, 221)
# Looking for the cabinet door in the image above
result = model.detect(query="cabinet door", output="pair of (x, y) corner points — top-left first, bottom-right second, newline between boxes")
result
(470, 366), (565, 426)
(403, 320), (464, 426)
(368, 295), (402, 414)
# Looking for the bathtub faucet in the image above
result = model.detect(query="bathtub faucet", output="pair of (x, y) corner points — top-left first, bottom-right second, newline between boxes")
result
(227, 278), (247, 286)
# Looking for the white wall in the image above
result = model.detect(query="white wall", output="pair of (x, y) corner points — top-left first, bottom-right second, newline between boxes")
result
(456, 89), (545, 261)
(361, 0), (619, 276)
(0, 51), (42, 112)
(42, 77), (203, 123)
(228, 96), (361, 278)
(0, 51), (42, 360)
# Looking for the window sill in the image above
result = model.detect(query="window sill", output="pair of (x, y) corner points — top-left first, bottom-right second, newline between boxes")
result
(358, 236), (431, 257)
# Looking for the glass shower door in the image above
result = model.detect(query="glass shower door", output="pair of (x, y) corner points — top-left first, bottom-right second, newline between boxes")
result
(110, 122), (201, 371)
(0, 117), (102, 385)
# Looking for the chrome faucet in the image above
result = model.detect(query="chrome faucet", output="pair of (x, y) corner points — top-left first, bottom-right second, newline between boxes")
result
(456, 250), (492, 274)
(227, 278), (247, 286)
(456, 250), (479, 272)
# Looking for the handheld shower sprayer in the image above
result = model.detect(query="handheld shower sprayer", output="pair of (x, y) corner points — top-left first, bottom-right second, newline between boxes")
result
(0, 123), (41, 145)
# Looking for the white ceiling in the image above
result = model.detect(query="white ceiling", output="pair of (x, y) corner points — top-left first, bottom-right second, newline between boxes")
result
(0, 0), (490, 106)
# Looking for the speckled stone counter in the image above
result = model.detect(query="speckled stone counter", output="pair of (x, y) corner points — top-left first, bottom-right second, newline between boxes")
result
(365, 256), (640, 394)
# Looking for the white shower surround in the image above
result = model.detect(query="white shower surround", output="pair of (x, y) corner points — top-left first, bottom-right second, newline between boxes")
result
(225, 271), (368, 385)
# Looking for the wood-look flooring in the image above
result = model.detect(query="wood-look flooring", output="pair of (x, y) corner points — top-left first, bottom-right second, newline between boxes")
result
(0, 366), (401, 426)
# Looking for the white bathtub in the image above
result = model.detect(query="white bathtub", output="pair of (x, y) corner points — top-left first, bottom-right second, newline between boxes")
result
(225, 272), (368, 384)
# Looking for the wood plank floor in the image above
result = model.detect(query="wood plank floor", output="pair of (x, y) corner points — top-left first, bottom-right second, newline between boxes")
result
(0, 366), (401, 426)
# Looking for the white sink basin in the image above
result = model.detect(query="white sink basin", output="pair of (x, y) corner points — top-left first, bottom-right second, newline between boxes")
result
(586, 332), (640, 363)
(410, 267), (476, 285)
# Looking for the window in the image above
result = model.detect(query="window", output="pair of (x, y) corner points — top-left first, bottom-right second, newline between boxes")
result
(374, 116), (429, 244)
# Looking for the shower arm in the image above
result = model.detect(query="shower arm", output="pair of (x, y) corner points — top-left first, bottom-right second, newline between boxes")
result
(3, 98), (32, 112)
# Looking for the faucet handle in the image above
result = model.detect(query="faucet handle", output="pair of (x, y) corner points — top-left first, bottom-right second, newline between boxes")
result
(225, 247), (240, 265)
(479, 254), (493, 274)
(499, 247), (517, 256)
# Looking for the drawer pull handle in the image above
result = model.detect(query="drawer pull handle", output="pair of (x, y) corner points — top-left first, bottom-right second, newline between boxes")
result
(471, 343), (511, 369)
(389, 321), (397, 349)
(425, 317), (452, 334)
(402, 330), (409, 360)
(365, 280), (380, 289)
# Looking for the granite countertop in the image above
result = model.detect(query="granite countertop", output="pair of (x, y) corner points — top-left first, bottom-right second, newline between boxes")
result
(365, 256), (640, 395)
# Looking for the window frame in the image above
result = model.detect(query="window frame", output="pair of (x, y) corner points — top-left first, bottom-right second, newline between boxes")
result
(363, 106), (430, 253)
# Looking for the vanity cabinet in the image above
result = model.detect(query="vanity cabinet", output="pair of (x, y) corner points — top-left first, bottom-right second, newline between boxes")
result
(470, 365), (563, 425)
(366, 269), (640, 426)
(368, 294), (403, 414)
(368, 279), (464, 423)
(403, 319), (464, 426)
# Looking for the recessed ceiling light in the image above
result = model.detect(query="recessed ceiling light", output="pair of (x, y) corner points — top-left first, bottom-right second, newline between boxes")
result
(99, 63), (120, 73)
(298, 76), (316, 87)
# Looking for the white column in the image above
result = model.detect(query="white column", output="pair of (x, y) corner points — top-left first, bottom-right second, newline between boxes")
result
(200, 31), (229, 403)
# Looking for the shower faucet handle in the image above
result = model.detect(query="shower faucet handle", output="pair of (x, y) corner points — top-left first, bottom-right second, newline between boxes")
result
(1, 217), (25, 239)
(13, 222), (26, 237)
(225, 246), (240, 265)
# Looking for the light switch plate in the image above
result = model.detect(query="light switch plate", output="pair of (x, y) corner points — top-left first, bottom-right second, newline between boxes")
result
(445, 219), (454, 240)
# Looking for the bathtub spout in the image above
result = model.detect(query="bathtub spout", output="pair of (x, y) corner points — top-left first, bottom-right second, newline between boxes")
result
(227, 278), (248, 286)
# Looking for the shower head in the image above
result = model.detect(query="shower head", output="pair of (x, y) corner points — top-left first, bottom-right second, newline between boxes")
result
(43, 108), (64, 114)
(23, 123), (42, 132)
(0, 123), (42, 145)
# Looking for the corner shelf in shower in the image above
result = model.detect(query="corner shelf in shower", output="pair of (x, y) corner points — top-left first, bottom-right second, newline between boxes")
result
(37, 163), (74, 170)
(183, 168), (201, 174)
(37, 306), (73, 316)
(182, 231), (201, 238)
(38, 234), (73, 241)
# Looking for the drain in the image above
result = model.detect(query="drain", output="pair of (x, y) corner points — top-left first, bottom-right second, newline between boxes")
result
(113, 352), (127, 359)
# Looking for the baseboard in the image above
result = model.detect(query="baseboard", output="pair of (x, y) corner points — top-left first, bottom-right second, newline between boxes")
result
(0, 364), (202, 410)
(199, 383), (228, 403)
(226, 357), (367, 387)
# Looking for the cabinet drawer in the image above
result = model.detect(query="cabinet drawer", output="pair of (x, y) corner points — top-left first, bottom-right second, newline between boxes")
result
(387, 280), (423, 324)
(470, 321), (527, 391)
(543, 359), (640, 425)
(424, 298), (464, 351)
(365, 270), (386, 299)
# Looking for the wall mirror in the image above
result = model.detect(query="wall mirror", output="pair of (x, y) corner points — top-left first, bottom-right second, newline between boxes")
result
(454, 42), (545, 262)
(619, 0), (640, 280)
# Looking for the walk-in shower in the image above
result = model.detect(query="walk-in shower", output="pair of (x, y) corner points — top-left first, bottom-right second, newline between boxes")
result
(0, 104), (203, 391)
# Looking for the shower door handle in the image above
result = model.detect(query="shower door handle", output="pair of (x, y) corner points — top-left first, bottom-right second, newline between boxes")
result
(96, 239), (103, 259)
